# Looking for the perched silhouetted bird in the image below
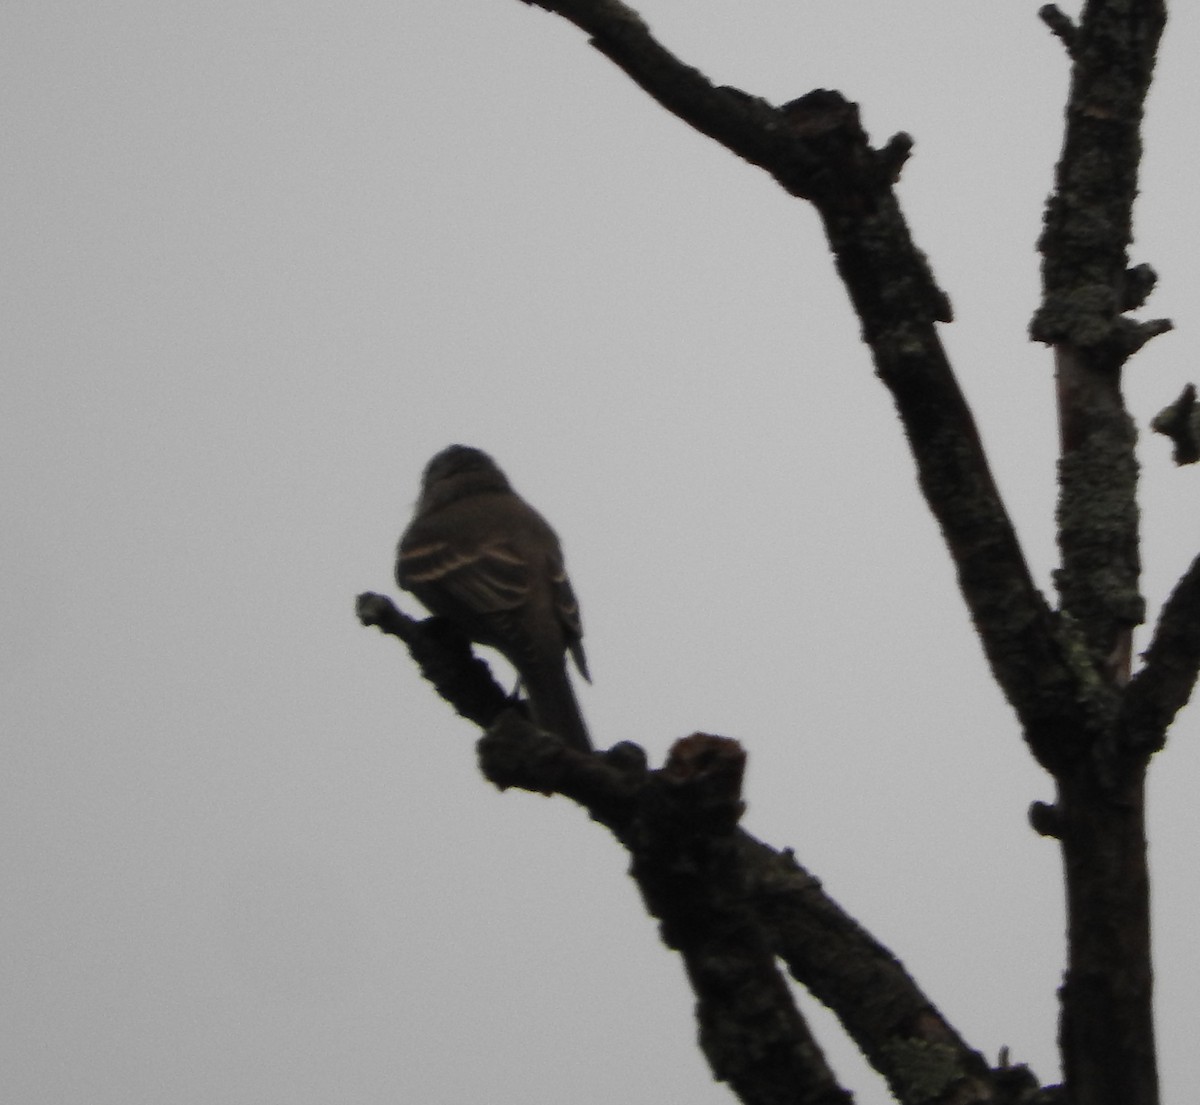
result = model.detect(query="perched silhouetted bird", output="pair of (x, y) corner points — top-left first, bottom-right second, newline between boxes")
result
(396, 445), (592, 752)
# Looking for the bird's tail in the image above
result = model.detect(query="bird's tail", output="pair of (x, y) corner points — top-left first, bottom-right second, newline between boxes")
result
(522, 663), (592, 752)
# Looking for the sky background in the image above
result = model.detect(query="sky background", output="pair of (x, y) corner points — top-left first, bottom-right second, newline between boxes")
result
(5, 2), (1200, 1103)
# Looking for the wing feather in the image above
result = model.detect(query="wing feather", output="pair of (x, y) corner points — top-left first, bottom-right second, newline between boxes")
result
(398, 537), (531, 613)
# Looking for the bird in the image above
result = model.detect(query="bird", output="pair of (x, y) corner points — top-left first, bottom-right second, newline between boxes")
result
(396, 445), (592, 752)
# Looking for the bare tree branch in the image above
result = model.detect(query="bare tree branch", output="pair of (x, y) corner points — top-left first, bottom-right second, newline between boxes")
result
(358, 599), (1023, 1102)
(1039, 5), (1078, 55)
(482, 717), (854, 1104)
(1120, 549), (1200, 752)
(1031, 2), (1167, 1103)
(360, 586), (1027, 1102)
(1033, 0), (1168, 686)
(356, 593), (513, 728)
(737, 836), (1018, 1105)
(477, 712), (1016, 1105)
(517, 0), (1090, 768)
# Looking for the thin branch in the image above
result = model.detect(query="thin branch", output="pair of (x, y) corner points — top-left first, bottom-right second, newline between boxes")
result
(520, 0), (801, 181)
(355, 592), (513, 728)
(1120, 549), (1200, 752)
(1039, 5), (1078, 55)
(738, 835), (1017, 1105)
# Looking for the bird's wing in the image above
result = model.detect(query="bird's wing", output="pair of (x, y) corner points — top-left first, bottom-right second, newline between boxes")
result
(398, 536), (530, 614)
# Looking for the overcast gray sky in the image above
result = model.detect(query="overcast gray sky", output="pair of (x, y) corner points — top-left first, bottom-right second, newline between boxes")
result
(5, 2), (1200, 1103)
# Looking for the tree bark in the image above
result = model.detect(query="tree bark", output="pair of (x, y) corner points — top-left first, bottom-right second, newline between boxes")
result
(1034, 4), (1167, 1102)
